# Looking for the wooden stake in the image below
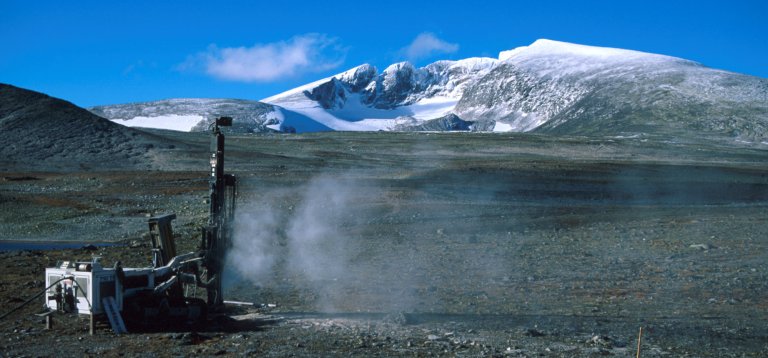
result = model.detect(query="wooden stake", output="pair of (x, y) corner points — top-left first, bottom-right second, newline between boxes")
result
(636, 326), (643, 358)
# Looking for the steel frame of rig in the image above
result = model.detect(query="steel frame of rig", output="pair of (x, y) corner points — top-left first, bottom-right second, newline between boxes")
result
(43, 117), (237, 332)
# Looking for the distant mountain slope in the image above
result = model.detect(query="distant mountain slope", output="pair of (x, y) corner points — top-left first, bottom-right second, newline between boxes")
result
(0, 84), (170, 170)
(89, 98), (284, 133)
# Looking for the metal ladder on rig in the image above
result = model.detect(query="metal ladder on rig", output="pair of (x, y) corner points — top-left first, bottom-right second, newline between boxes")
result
(102, 296), (127, 334)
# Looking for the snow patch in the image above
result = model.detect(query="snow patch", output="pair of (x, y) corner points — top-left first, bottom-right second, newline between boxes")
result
(110, 115), (204, 132)
(265, 108), (285, 131)
(271, 90), (459, 132)
(500, 39), (654, 62)
(492, 121), (513, 132)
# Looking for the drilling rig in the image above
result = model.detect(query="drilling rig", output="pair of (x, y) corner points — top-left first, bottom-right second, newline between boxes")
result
(42, 117), (237, 331)
(201, 116), (237, 311)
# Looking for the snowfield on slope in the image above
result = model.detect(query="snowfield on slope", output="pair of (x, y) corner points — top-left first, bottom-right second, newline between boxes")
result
(271, 92), (459, 132)
(109, 114), (204, 131)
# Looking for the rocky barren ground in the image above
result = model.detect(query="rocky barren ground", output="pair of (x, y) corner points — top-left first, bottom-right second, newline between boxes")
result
(1, 131), (768, 357)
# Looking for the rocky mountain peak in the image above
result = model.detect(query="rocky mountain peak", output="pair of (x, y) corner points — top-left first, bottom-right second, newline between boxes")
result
(336, 63), (378, 92)
(372, 62), (419, 108)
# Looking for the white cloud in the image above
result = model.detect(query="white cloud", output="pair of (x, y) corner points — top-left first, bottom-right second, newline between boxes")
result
(401, 32), (459, 61)
(182, 34), (346, 82)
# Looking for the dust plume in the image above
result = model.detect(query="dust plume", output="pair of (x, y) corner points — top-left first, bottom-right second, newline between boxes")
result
(224, 190), (284, 287)
(224, 173), (376, 311)
(225, 164), (516, 314)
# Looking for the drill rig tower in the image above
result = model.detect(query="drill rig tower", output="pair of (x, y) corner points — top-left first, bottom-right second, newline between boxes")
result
(201, 116), (237, 309)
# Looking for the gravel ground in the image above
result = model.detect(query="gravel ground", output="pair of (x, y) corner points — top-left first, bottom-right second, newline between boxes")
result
(1, 131), (767, 356)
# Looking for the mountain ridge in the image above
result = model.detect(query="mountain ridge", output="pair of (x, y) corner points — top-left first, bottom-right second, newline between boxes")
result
(87, 39), (768, 141)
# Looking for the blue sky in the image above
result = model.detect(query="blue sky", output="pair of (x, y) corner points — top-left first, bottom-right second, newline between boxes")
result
(1, 0), (765, 107)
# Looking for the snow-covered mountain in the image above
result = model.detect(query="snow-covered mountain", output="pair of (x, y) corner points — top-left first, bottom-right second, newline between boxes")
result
(90, 39), (768, 140)
(261, 57), (498, 131)
(456, 39), (768, 139)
